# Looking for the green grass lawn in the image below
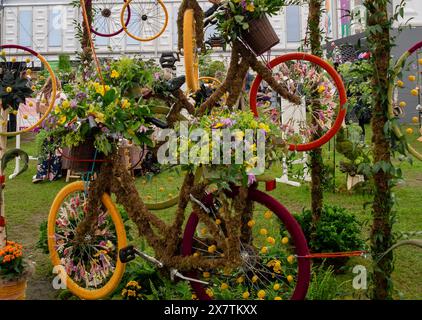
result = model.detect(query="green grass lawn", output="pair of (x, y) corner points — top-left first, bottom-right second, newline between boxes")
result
(3, 126), (422, 300)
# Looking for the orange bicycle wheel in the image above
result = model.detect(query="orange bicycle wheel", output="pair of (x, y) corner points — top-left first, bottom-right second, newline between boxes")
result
(121, 0), (168, 42)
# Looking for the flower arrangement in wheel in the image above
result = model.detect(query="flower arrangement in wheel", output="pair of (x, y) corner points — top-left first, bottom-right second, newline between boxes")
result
(47, 108), (311, 300)
(89, 0), (131, 38)
(388, 40), (422, 161)
(0, 45), (57, 136)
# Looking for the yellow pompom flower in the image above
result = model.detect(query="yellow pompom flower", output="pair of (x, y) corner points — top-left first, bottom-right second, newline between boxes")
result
(264, 211), (272, 219)
(281, 237), (289, 245)
(28, 101), (33, 107)
(419, 58), (422, 65)
(22, 114), (28, 120)
(220, 283), (229, 290)
(258, 123), (270, 133)
(208, 245), (217, 253)
(193, 252), (200, 258)
(242, 291), (250, 299)
(399, 101), (407, 108)
(274, 296), (282, 300)
(287, 275), (294, 283)
(396, 80), (404, 88)
(317, 85), (326, 93)
(121, 98), (131, 109)
(25, 58), (31, 63)
(261, 246), (268, 254)
(0, 50), (5, 56)
(412, 116), (419, 124)
(287, 255), (295, 264)
(273, 283), (280, 291)
(26, 69), (32, 75)
(215, 219), (222, 225)
(246, 3), (255, 12)
(203, 271), (210, 278)
(58, 115), (67, 125)
(408, 75), (416, 82)
(257, 290), (266, 299)
(200, 227), (207, 235)
(247, 219), (255, 228)
(6, 87), (12, 93)
(411, 88), (419, 96)
(205, 288), (214, 297)
(236, 276), (244, 284)
(406, 128), (414, 135)
(252, 275), (259, 283)
(259, 228), (268, 236)
(11, 57), (16, 63)
(267, 237), (276, 245)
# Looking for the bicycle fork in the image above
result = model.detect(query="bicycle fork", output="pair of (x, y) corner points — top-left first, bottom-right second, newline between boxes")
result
(119, 245), (209, 286)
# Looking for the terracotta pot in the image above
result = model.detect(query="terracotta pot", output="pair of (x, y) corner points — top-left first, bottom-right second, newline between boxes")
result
(0, 279), (27, 300)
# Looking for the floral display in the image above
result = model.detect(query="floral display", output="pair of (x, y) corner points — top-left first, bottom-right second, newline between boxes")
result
(0, 241), (28, 281)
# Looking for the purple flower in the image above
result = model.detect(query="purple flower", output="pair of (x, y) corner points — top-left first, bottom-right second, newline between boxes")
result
(221, 118), (235, 127)
(70, 99), (78, 108)
(247, 174), (256, 186)
(154, 72), (161, 80)
(76, 92), (87, 101)
(138, 125), (148, 133)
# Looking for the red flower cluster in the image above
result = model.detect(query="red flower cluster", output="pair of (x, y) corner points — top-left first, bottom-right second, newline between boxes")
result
(0, 241), (23, 264)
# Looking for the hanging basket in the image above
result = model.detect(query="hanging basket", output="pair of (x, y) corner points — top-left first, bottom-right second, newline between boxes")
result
(241, 15), (280, 56)
(69, 138), (104, 173)
(0, 279), (27, 300)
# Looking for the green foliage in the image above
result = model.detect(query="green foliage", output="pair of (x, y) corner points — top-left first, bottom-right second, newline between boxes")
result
(58, 55), (72, 73)
(36, 221), (49, 254)
(306, 263), (345, 300)
(198, 52), (227, 80)
(295, 205), (365, 254)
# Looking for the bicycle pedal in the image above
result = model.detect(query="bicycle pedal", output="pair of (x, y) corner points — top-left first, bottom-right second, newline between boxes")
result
(119, 245), (136, 263)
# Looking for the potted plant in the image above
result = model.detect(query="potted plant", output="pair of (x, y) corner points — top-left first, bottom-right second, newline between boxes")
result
(0, 241), (34, 299)
(215, 0), (298, 55)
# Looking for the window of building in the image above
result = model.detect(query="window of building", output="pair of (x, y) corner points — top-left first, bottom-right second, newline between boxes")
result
(18, 10), (33, 47)
(286, 6), (301, 43)
(49, 8), (63, 47)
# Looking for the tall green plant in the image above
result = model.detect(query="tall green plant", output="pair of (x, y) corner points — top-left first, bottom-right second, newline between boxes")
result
(307, 0), (325, 243)
(363, 0), (409, 300)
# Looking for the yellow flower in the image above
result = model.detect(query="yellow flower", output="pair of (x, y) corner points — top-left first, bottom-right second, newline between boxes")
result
(287, 275), (294, 283)
(11, 57), (16, 63)
(31, 85), (36, 91)
(246, 3), (255, 12)
(317, 85), (326, 93)
(111, 69), (120, 79)
(203, 271), (211, 278)
(208, 245), (217, 253)
(406, 127), (414, 135)
(121, 98), (131, 109)
(58, 115), (67, 125)
(250, 120), (258, 129)
(26, 69), (32, 75)
(412, 116), (419, 124)
(252, 275), (258, 283)
(215, 219), (222, 225)
(192, 294), (197, 300)
(6, 87), (12, 93)
(399, 101), (407, 108)
(127, 289), (136, 297)
(411, 88), (419, 96)
(264, 211), (272, 219)
(200, 227), (207, 235)
(0, 50), (5, 56)
(214, 122), (224, 129)
(257, 290), (266, 299)
(193, 252), (200, 258)
(274, 296), (282, 300)
(234, 131), (245, 140)
(419, 58), (422, 65)
(258, 122), (270, 133)
(408, 75), (416, 82)
(396, 80), (404, 88)
(62, 100), (70, 109)
(28, 101), (33, 107)
(220, 283), (229, 290)
(205, 288), (214, 297)
(23, 114), (28, 120)
(267, 237), (276, 245)
(25, 58), (31, 63)
(236, 276), (244, 284)
(273, 283), (280, 290)
(287, 255), (295, 264)
(242, 291), (250, 299)
(261, 246), (268, 254)
(247, 219), (255, 228)
(281, 237), (289, 245)
(259, 228), (268, 236)
(127, 128), (135, 136)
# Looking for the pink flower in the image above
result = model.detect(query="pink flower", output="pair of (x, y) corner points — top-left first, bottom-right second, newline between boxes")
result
(247, 174), (256, 186)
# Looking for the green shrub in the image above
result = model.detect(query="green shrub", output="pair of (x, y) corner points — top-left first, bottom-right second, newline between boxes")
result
(294, 205), (365, 260)
(306, 264), (344, 300)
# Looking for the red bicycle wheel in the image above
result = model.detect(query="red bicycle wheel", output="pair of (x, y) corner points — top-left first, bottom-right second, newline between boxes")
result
(182, 189), (311, 300)
(89, 0), (131, 38)
(249, 53), (347, 152)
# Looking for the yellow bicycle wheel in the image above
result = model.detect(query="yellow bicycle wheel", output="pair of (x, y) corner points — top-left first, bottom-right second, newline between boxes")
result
(121, 0), (168, 42)
(183, 9), (200, 92)
(48, 181), (127, 300)
(0, 45), (57, 136)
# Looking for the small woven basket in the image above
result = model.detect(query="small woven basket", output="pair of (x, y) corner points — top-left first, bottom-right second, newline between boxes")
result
(241, 15), (280, 56)
(0, 279), (27, 300)
(69, 138), (103, 173)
